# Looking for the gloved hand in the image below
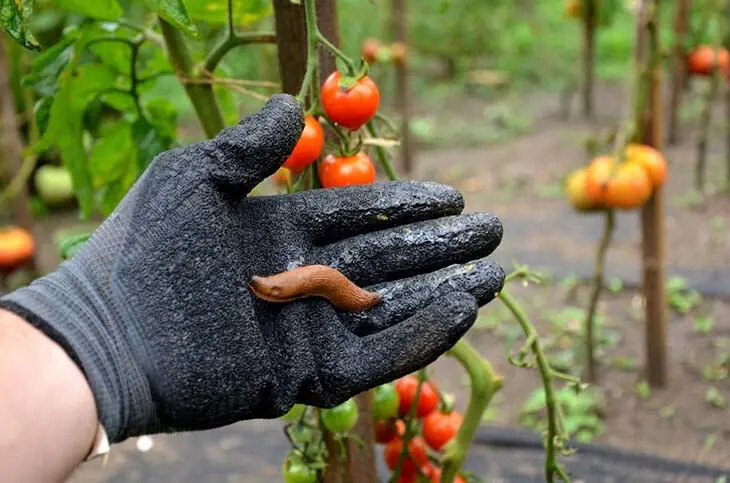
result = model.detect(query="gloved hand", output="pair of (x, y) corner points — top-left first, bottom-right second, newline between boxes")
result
(0, 94), (504, 443)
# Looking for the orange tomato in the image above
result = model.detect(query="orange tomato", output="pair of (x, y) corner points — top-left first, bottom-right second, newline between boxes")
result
(585, 156), (652, 210)
(625, 143), (667, 189)
(283, 115), (324, 172)
(687, 46), (729, 76)
(390, 41), (407, 66)
(565, 167), (598, 211)
(0, 226), (35, 270)
(318, 153), (376, 188)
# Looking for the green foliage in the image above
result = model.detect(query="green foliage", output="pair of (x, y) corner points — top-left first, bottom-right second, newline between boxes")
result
(1, 0), (40, 49)
(56, 0), (122, 20)
(693, 315), (714, 335)
(144, 0), (197, 37)
(705, 387), (726, 409)
(665, 276), (702, 314)
(521, 385), (604, 443)
(634, 380), (650, 400)
(185, 0), (271, 26)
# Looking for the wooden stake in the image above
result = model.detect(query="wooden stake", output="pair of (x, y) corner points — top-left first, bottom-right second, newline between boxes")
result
(636, 0), (668, 387)
(391, 0), (413, 174)
(582, 0), (597, 118)
(667, 0), (691, 145)
(272, 3), (378, 480)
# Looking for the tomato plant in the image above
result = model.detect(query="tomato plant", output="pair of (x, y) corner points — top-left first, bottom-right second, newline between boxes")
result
(423, 411), (463, 451)
(584, 155), (652, 210)
(373, 383), (400, 421)
(320, 71), (380, 131)
(320, 398), (358, 434)
(396, 375), (439, 418)
(283, 115), (325, 172)
(425, 466), (467, 483)
(624, 143), (667, 189)
(374, 418), (405, 444)
(318, 153), (377, 188)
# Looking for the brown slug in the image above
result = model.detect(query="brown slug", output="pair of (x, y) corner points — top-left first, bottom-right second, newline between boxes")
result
(248, 265), (382, 312)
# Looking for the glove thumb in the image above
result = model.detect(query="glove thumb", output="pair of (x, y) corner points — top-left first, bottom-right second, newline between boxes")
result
(201, 93), (304, 191)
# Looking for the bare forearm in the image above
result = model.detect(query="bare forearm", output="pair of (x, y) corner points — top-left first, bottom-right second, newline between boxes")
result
(0, 309), (97, 482)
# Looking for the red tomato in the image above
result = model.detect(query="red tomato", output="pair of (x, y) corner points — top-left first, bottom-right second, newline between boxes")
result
(283, 115), (324, 172)
(374, 419), (405, 444)
(425, 466), (466, 483)
(384, 436), (429, 476)
(361, 38), (381, 63)
(395, 375), (439, 418)
(321, 71), (380, 130)
(687, 45), (729, 76)
(423, 411), (462, 450)
(318, 153), (376, 188)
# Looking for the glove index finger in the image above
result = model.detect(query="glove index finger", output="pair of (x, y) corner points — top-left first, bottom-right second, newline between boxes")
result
(302, 181), (464, 244)
(203, 94), (304, 191)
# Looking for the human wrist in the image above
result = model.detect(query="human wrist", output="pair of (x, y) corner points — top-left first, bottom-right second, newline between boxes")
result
(0, 308), (98, 480)
(0, 261), (155, 442)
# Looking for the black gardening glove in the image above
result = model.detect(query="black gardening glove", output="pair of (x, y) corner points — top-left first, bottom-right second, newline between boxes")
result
(0, 94), (504, 443)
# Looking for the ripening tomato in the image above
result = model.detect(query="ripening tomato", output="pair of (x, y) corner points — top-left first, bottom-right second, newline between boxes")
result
(321, 71), (380, 130)
(318, 153), (376, 188)
(391, 41), (407, 66)
(0, 226), (35, 271)
(565, 167), (598, 211)
(373, 383), (400, 421)
(374, 418), (405, 444)
(395, 375), (439, 418)
(424, 466), (467, 483)
(362, 38), (381, 63)
(384, 436), (429, 475)
(283, 115), (324, 171)
(585, 156), (652, 210)
(624, 143), (667, 189)
(321, 398), (358, 433)
(423, 411), (462, 450)
(687, 45), (729, 76)
(564, 0), (582, 18)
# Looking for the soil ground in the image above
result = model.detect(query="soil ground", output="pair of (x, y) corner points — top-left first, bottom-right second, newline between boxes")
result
(54, 79), (730, 481)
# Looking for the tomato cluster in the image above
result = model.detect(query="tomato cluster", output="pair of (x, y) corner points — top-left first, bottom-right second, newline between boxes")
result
(565, 143), (668, 211)
(687, 45), (730, 79)
(0, 226), (35, 272)
(274, 69), (382, 190)
(361, 38), (407, 66)
(373, 376), (467, 482)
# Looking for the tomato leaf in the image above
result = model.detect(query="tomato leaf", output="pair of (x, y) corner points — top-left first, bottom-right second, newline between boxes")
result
(41, 63), (118, 218)
(184, 0), (271, 26)
(33, 96), (52, 135)
(132, 118), (171, 172)
(59, 232), (91, 260)
(22, 35), (76, 96)
(1, 0), (40, 50)
(55, 0), (123, 20)
(144, 0), (198, 38)
(88, 120), (139, 215)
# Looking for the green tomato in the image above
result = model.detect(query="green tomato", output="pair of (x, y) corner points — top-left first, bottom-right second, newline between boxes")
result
(321, 398), (358, 433)
(282, 456), (317, 483)
(280, 404), (306, 422)
(372, 383), (399, 421)
(33, 165), (74, 206)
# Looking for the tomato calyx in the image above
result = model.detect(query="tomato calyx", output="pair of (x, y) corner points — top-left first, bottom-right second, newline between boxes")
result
(335, 59), (370, 91)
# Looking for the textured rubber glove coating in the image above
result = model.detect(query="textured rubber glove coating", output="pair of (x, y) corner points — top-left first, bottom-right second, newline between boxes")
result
(0, 94), (504, 442)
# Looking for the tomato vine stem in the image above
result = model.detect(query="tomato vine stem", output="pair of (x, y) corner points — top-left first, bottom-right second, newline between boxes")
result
(498, 288), (571, 483)
(366, 122), (399, 181)
(390, 368), (427, 482)
(441, 339), (502, 483)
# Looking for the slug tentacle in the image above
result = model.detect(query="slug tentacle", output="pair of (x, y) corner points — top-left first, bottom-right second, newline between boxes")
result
(249, 265), (381, 312)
